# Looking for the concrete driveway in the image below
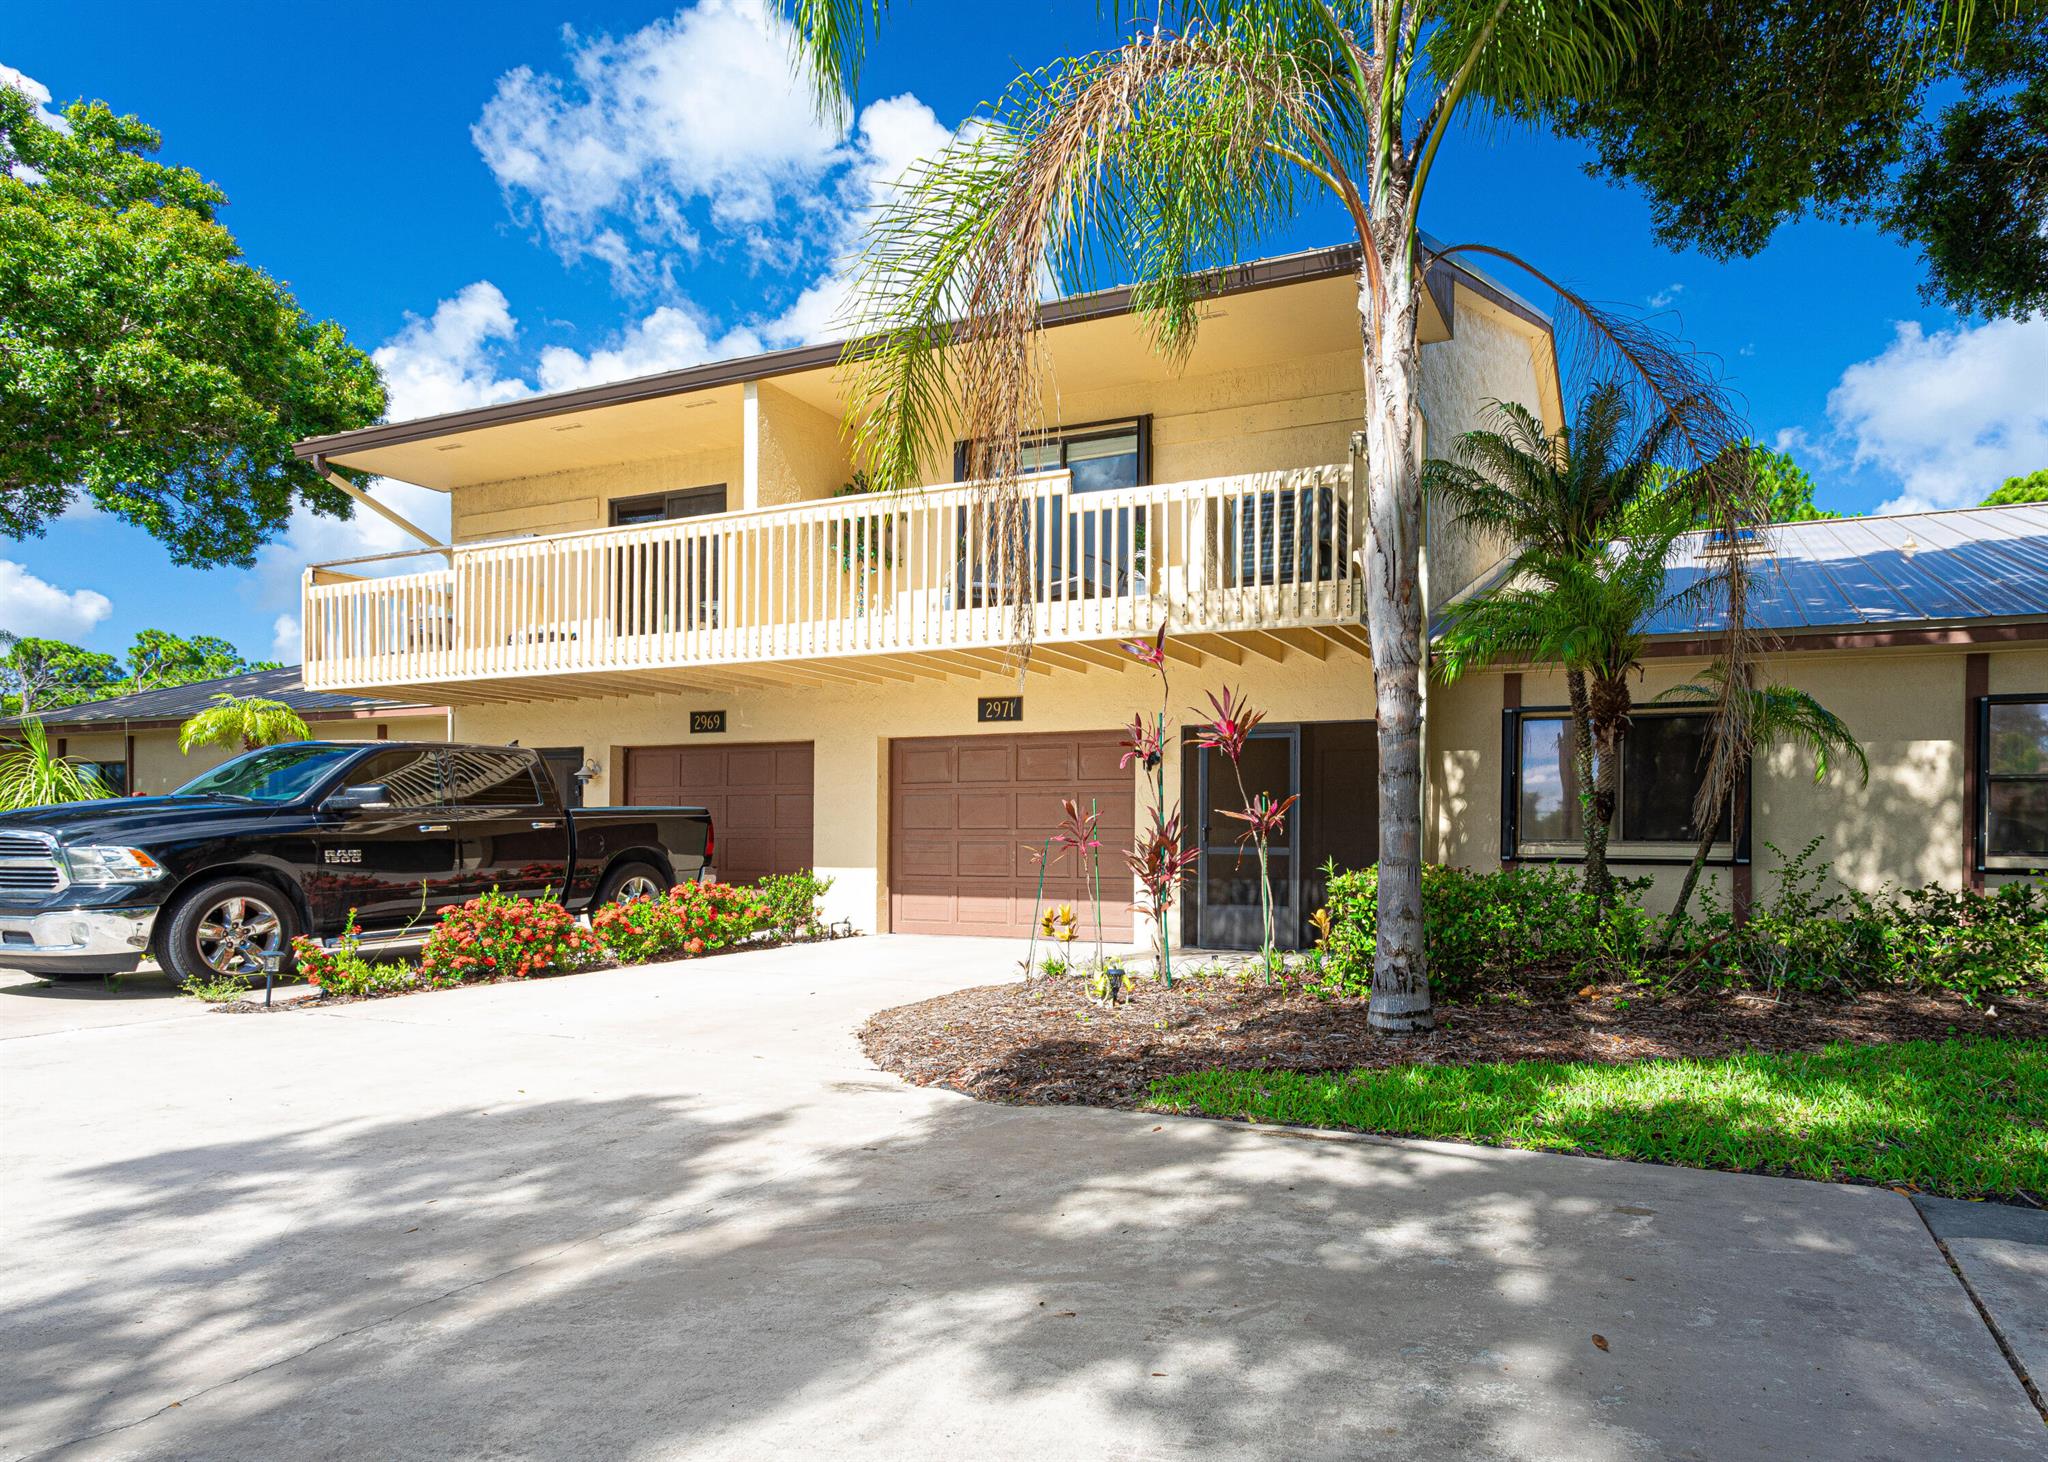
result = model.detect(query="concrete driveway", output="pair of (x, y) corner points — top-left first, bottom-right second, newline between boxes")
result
(2, 939), (2041, 1461)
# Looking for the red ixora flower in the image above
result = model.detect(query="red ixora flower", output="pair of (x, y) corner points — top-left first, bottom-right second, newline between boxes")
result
(1194, 686), (1264, 763)
(1118, 622), (1169, 671)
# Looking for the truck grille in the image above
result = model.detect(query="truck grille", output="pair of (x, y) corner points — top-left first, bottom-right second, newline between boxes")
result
(0, 830), (65, 897)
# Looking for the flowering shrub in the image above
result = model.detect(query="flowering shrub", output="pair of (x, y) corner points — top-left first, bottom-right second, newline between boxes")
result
(418, 890), (600, 987)
(588, 880), (772, 964)
(293, 912), (417, 999)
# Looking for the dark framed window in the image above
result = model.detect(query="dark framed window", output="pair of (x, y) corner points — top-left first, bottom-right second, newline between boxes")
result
(953, 417), (1151, 492)
(608, 484), (728, 526)
(1502, 707), (1737, 861)
(1981, 694), (2048, 869)
(440, 748), (545, 809)
(78, 760), (127, 796)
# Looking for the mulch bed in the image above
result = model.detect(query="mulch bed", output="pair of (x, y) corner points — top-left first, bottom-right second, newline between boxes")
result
(859, 972), (2048, 1108)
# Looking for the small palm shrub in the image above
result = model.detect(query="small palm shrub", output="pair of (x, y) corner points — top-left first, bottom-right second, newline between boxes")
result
(418, 891), (600, 987)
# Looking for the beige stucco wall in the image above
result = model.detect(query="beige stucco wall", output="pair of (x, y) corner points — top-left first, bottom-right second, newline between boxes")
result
(752, 382), (855, 507)
(450, 654), (1377, 937)
(53, 714), (451, 796)
(1427, 643), (2048, 911)
(451, 441), (745, 544)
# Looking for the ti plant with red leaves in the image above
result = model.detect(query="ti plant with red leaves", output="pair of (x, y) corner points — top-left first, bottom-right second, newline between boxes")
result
(1199, 685), (1294, 977)
(1119, 621), (1186, 986)
(1048, 796), (1106, 977)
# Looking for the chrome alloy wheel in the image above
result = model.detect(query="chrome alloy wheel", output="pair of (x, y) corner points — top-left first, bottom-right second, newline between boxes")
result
(193, 894), (285, 976)
(614, 873), (664, 903)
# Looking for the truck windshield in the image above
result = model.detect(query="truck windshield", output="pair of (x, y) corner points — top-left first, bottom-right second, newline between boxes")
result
(172, 745), (366, 804)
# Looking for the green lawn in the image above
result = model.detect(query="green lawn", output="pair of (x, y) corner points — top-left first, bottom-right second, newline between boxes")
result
(1145, 1039), (2048, 1199)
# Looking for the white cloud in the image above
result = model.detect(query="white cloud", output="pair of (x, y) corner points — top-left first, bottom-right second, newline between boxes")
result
(1646, 283), (1684, 310)
(1826, 315), (2048, 512)
(0, 62), (68, 131)
(536, 302), (763, 393)
(371, 282), (531, 419)
(0, 560), (112, 640)
(270, 614), (301, 664)
(472, 2), (958, 302)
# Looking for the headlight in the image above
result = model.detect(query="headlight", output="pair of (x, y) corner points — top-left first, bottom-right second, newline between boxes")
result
(65, 845), (166, 885)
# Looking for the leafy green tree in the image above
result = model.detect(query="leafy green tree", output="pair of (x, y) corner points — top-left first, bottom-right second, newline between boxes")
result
(1652, 663), (1868, 950)
(1559, 2), (2048, 318)
(1983, 468), (2048, 506)
(124, 630), (270, 691)
(1429, 386), (1696, 905)
(177, 694), (310, 755)
(0, 84), (386, 566)
(1744, 442), (1840, 523)
(0, 718), (109, 809)
(0, 635), (123, 714)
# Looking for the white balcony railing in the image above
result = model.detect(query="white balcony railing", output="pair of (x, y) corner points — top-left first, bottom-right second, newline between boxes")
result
(303, 465), (1362, 689)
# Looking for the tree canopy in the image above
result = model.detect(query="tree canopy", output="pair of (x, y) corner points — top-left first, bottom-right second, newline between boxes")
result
(1983, 467), (2048, 505)
(0, 85), (387, 567)
(1745, 442), (1841, 523)
(1553, 1), (2047, 318)
(0, 629), (279, 714)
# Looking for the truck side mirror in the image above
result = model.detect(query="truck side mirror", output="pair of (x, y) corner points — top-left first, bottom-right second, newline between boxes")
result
(326, 783), (393, 812)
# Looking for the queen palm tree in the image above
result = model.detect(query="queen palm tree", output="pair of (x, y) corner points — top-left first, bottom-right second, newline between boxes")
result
(777, 0), (1769, 1031)
(1652, 662), (1868, 949)
(0, 719), (110, 810)
(178, 694), (311, 755)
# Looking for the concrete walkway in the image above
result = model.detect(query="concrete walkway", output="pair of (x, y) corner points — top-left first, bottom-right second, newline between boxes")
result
(2, 940), (2041, 1460)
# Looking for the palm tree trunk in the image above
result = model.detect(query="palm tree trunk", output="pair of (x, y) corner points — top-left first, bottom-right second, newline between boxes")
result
(1361, 258), (1433, 1033)
(1565, 669), (1610, 905)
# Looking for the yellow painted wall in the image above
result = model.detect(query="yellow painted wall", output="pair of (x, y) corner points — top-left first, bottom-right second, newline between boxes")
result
(754, 382), (854, 507)
(450, 652), (1377, 936)
(1427, 644), (2048, 911)
(52, 714), (451, 796)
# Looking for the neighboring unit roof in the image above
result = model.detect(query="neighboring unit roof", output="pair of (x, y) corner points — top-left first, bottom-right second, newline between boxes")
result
(8, 667), (443, 731)
(1438, 502), (2048, 643)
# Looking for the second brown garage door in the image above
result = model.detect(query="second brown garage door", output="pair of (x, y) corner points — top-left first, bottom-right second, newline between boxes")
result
(890, 731), (1134, 938)
(624, 742), (813, 888)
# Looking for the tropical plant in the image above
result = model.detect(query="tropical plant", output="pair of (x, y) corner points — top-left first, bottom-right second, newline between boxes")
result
(1118, 623), (1190, 986)
(0, 717), (109, 809)
(177, 694), (311, 754)
(1982, 468), (2048, 507)
(1435, 506), (1699, 907)
(776, 0), (1824, 1032)
(1194, 686), (1298, 974)
(1651, 662), (1870, 948)
(1049, 798), (1107, 977)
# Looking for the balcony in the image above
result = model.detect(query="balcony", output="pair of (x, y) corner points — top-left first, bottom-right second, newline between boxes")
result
(301, 466), (1369, 698)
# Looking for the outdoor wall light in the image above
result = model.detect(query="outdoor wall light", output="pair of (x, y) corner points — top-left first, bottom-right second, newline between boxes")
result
(574, 757), (602, 784)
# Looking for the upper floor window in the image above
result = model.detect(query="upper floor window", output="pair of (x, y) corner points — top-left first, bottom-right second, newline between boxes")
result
(1983, 695), (2048, 868)
(609, 484), (728, 526)
(1508, 708), (1733, 858)
(954, 417), (1150, 493)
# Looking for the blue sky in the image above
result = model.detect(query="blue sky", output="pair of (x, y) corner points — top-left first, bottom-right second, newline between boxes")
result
(6, 0), (2045, 666)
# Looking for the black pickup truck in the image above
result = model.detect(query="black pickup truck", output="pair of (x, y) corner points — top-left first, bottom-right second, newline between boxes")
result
(0, 741), (713, 985)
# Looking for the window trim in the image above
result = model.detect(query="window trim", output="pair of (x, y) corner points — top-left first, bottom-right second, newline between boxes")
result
(1500, 704), (1750, 867)
(608, 483), (729, 527)
(1977, 692), (2048, 875)
(952, 415), (1152, 488)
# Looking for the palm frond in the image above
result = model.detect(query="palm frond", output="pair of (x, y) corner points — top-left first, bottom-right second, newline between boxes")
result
(0, 719), (108, 810)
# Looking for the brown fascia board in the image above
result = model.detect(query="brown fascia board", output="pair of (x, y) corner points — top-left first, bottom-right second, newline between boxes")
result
(295, 243), (1555, 464)
(25, 704), (452, 735)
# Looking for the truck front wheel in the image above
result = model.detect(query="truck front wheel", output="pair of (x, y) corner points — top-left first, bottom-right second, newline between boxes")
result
(160, 879), (299, 989)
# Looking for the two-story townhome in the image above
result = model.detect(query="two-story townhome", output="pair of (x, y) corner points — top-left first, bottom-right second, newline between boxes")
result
(293, 243), (2047, 945)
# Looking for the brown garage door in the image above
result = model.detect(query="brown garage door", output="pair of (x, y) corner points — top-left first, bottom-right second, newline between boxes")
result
(625, 742), (813, 888)
(890, 731), (1134, 938)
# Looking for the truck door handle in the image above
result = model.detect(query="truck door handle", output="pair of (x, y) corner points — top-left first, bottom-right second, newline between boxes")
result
(417, 823), (450, 832)
(530, 820), (562, 829)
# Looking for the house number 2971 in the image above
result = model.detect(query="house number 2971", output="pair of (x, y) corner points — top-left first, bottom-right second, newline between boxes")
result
(977, 696), (1023, 723)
